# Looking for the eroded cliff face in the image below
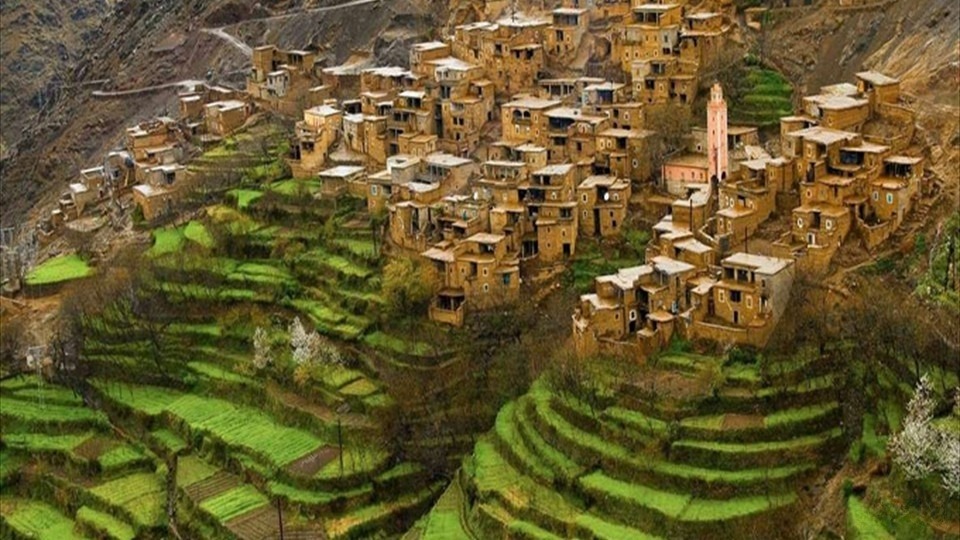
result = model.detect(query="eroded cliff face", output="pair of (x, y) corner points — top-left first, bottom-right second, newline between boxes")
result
(0, 0), (112, 159)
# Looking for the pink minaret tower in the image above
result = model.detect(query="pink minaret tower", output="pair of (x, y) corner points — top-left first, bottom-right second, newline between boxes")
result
(707, 82), (729, 183)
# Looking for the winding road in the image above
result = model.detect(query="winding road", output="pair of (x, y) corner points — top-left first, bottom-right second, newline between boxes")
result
(201, 27), (253, 57)
(201, 0), (383, 57)
(93, 0), (383, 97)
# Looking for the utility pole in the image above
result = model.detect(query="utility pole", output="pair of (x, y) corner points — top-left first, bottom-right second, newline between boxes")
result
(276, 498), (284, 540)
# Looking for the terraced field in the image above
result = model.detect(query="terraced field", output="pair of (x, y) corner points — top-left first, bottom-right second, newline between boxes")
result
(414, 351), (847, 539)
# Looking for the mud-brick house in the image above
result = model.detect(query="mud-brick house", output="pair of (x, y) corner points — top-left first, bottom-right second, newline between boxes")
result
(125, 117), (182, 162)
(595, 128), (655, 182)
(366, 155), (421, 213)
(715, 156), (793, 242)
(572, 256), (701, 359)
(423, 232), (521, 326)
(203, 100), (252, 137)
(541, 107), (610, 163)
(131, 164), (188, 221)
(689, 252), (794, 347)
(387, 153), (477, 252)
(615, 2), (684, 72)
(576, 175), (632, 237)
(631, 57), (698, 106)
(318, 165), (366, 198)
(501, 97), (561, 144)
(524, 164), (580, 264)
(248, 45), (322, 115)
(855, 71), (901, 108)
(860, 155), (924, 249)
(289, 104), (343, 178)
(409, 41), (453, 77)
(544, 7), (590, 60)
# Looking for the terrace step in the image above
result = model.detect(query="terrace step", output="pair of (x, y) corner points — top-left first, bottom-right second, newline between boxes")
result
(516, 399), (585, 482)
(704, 375), (838, 415)
(185, 471), (241, 503)
(670, 428), (843, 470)
(580, 471), (798, 538)
(678, 402), (841, 443)
(76, 505), (137, 540)
(525, 382), (815, 498)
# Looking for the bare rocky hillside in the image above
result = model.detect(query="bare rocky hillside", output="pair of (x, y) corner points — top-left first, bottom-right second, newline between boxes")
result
(0, 0), (442, 228)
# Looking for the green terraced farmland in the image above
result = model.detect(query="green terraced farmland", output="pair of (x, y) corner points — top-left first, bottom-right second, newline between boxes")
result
(427, 346), (844, 539)
(0, 498), (86, 540)
(24, 253), (93, 286)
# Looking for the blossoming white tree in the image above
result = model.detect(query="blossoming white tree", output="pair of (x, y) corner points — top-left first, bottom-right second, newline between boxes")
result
(289, 316), (343, 366)
(890, 375), (939, 480)
(940, 434), (960, 497)
(252, 326), (272, 370)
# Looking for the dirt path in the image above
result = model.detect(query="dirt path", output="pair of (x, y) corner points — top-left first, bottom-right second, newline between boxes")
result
(92, 79), (207, 98)
(201, 27), (252, 57)
(226, 0), (383, 27)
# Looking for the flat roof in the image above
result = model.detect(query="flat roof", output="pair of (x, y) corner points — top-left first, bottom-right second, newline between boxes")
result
(819, 82), (860, 97)
(841, 141), (889, 154)
(467, 232), (505, 244)
(579, 175), (628, 189)
(633, 4), (680, 12)
(504, 97), (561, 109)
(674, 238), (712, 254)
(584, 82), (626, 91)
(686, 12), (720, 19)
(722, 252), (791, 274)
(319, 165), (365, 177)
(305, 104), (340, 116)
(361, 66), (414, 78)
(856, 71), (899, 86)
(553, 7), (587, 15)
(485, 160), (527, 168)
(399, 90), (427, 99)
(804, 94), (869, 110)
(652, 256), (696, 275)
(424, 152), (473, 167)
(545, 107), (607, 123)
(412, 41), (448, 51)
(428, 56), (479, 71)
(885, 155), (922, 165)
(533, 164), (574, 176)
(497, 12), (550, 27)
(789, 126), (859, 146)
(599, 128), (655, 138)
(422, 247), (456, 263)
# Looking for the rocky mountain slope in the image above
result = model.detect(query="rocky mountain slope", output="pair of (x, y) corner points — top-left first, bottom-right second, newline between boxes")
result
(0, 0), (442, 228)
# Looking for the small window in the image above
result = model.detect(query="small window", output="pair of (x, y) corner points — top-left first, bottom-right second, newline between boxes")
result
(483, 268), (488, 276)
(886, 193), (894, 204)
(872, 191), (879, 201)
(581, 194), (588, 203)
(371, 185), (379, 195)
(719, 290), (726, 303)
(746, 296), (753, 308)
(796, 217), (804, 228)
(632, 159), (639, 168)
(825, 219), (833, 230)
(502, 274), (511, 285)
(483, 284), (490, 292)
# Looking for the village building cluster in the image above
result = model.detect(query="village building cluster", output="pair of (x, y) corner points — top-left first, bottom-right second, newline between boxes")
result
(35, 0), (925, 361)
